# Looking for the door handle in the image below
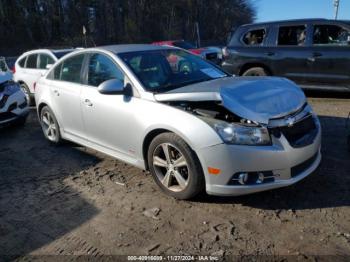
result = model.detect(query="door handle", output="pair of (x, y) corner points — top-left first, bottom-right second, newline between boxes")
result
(266, 52), (275, 56)
(53, 89), (60, 96)
(313, 52), (323, 57)
(84, 99), (93, 107)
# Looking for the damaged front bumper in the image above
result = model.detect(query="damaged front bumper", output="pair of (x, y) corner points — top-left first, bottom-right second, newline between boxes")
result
(0, 90), (29, 127)
(197, 121), (322, 196)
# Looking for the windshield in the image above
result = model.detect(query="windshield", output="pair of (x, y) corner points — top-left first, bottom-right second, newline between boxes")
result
(118, 49), (227, 93)
(172, 41), (196, 49)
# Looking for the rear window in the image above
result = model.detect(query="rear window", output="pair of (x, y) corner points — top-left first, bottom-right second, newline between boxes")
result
(18, 57), (26, 67)
(278, 25), (306, 46)
(26, 54), (38, 69)
(242, 29), (266, 46)
(38, 54), (55, 69)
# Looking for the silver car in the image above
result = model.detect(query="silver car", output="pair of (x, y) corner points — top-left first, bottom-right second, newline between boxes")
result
(35, 45), (321, 199)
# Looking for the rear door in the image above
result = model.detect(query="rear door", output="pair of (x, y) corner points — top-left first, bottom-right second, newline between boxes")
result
(268, 23), (313, 85)
(48, 54), (86, 140)
(305, 22), (350, 88)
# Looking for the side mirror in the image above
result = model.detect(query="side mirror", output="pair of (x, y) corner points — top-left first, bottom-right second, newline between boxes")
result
(46, 64), (53, 69)
(97, 79), (125, 95)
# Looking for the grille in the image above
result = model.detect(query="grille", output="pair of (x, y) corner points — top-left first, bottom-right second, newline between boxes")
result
(291, 153), (318, 178)
(271, 115), (317, 148)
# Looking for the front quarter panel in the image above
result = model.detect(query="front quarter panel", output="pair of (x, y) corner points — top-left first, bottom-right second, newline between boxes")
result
(134, 98), (223, 158)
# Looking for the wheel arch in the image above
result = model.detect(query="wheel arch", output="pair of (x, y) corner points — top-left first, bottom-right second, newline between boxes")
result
(142, 128), (174, 170)
(239, 62), (273, 76)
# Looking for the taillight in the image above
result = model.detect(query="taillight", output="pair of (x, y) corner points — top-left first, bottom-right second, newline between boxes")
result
(12, 66), (16, 74)
(33, 82), (36, 91)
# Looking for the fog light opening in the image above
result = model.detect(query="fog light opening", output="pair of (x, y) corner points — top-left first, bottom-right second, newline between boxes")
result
(256, 172), (265, 184)
(229, 171), (275, 186)
(238, 173), (249, 185)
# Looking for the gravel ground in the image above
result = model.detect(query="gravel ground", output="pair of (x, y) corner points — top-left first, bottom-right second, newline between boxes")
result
(0, 92), (349, 261)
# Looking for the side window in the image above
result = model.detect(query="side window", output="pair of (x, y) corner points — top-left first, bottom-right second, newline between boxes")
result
(38, 54), (55, 69)
(60, 54), (85, 83)
(18, 57), (26, 68)
(278, 25), (306, 46)
(242, 29), (266, 46)
(313, 24), (350, 45)
(26, 54), (38, 69)
(88, 53), (124, 87)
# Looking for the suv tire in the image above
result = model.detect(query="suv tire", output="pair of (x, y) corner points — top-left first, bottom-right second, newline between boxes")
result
(242, 67), (269, 77)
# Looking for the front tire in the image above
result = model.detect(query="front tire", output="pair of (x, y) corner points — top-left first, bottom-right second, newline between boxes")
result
(242, 67), (268, 77)
(40, 106), (62, 144)
(147, 133), (205, 200)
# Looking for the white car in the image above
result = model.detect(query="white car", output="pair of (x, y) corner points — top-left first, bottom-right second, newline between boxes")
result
(0, 70), (29, 127)
(13, 49), (75, 105)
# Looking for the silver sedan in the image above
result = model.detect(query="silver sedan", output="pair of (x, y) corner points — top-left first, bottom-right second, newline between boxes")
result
(35, 45), (321, 199)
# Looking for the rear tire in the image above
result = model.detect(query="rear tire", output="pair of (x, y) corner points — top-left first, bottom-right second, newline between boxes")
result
(147, 132), (205, 200)
(40, 106), (62, 145)
(242, 67), (268, 77)
(20, 83), (34, 106)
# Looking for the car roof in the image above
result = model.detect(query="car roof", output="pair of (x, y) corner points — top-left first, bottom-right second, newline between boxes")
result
(240, 18), (350, 28)
(98, 44), (173, 54)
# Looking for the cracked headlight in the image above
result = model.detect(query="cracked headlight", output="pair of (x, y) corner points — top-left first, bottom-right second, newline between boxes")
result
(215, 122), (271, 145)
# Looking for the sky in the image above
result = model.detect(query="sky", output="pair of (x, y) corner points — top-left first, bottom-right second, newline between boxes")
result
(255, 0), (350, 22)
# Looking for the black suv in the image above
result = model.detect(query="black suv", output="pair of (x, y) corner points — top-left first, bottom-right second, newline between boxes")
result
(222, 19), (350, 91)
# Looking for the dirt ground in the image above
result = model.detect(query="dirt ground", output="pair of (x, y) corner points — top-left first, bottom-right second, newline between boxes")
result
(0, 91), (350, 261)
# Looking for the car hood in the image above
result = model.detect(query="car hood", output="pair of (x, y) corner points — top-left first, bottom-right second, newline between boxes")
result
(154, 77), (306, 125)
(0, 71), (12, 85)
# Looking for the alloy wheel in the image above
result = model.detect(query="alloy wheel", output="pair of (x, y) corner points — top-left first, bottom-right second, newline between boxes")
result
(152, 143), (189, 192)
(41, 111), (58, 141)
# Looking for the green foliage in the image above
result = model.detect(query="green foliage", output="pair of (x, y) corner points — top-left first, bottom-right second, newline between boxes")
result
(0, 0), (255, 54)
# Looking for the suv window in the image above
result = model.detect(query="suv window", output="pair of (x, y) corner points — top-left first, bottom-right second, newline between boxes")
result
(242, 29), (266, 46)
(88, 53), (124, 87)
(26, 54), (38, 69)
(278, 25), (306, 46)
(313, 24), (350, 45)
(38, 54), (55, 69)
(18, 57), (26, 67)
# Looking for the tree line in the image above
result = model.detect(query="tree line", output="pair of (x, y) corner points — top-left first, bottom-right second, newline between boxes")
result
(0, 0), (256, 55)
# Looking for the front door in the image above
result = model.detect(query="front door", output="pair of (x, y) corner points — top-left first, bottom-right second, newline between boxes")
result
(305, 23), (350, 88)
(80, 52), (137, 158)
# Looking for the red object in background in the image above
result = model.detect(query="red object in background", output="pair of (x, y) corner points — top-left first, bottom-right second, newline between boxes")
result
(152, 40), (204, 56)
(11, 66), (16, 74)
